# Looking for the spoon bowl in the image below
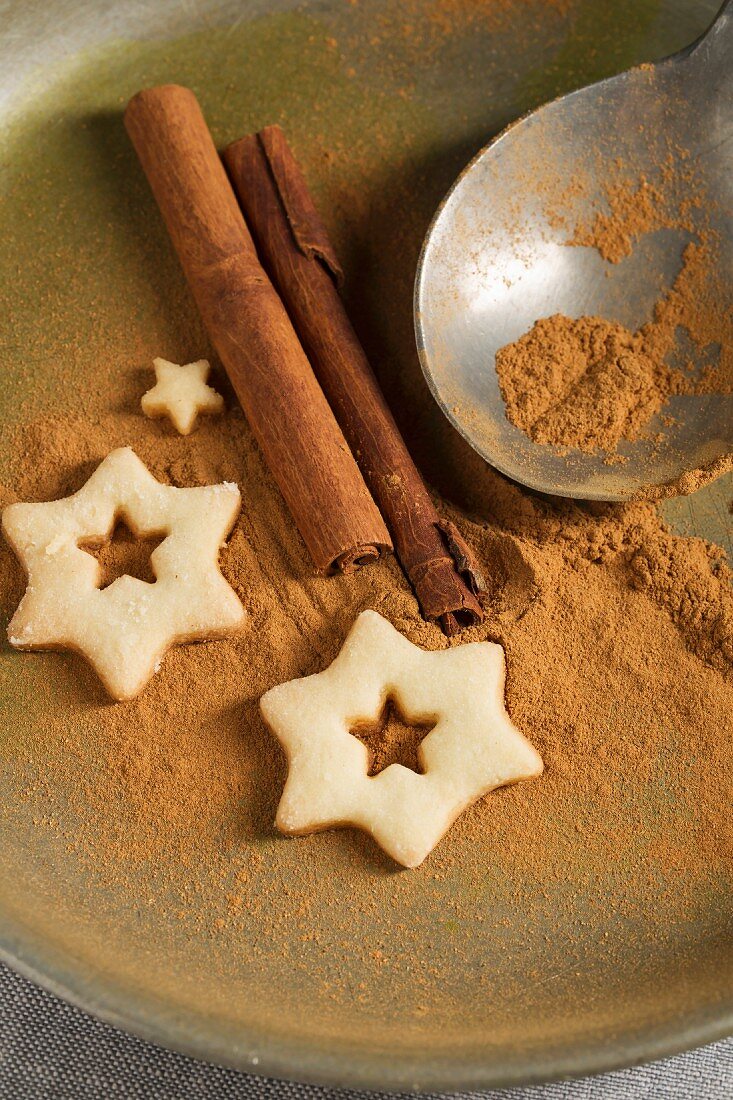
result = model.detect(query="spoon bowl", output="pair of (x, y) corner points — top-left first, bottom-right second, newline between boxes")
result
(415, 1), (732, 500)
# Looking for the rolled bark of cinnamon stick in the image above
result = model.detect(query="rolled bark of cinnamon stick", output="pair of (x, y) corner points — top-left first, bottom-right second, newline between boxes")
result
(124, 86), (391, 573)
(223, 127), (485, 633)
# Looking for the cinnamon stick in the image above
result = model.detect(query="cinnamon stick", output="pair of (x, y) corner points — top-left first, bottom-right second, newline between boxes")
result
(223, 127), (485, 633)
(124, 87), (391, 573)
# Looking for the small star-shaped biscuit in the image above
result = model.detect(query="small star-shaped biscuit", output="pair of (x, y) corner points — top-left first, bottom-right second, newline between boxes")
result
(260, 610), (543, 868)
(141, 357), (224, 434)
(2, 447), (246, 700)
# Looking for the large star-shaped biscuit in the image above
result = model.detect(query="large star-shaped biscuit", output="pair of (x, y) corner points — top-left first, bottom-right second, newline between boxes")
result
(2, 447), (246, 700)
(260, 610), (543, 867)
(141, 357), (224, 434)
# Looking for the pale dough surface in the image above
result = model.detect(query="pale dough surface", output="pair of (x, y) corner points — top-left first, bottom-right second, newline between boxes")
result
(260, 609), (543, 868)
(2, 447), (246, 700)
(141, 358), (224, 435)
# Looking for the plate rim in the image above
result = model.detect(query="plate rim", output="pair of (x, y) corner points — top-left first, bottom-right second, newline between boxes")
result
(2, 914), (732, 1091)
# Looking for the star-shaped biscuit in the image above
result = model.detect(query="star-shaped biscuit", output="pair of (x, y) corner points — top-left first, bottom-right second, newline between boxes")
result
(141, 357), (224, 434)
(260, 610), (543, 868)
(2, 447), (246, 700)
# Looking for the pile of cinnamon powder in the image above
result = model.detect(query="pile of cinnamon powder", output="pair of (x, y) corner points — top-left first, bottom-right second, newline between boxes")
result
(496, 177), (732, 456)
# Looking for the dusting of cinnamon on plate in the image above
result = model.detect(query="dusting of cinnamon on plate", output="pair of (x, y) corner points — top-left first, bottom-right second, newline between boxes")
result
(0, 401), (730, 957)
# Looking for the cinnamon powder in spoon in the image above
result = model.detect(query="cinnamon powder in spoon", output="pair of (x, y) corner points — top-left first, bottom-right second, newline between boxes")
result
(496, 236), (732, 454)
(496, 165), (732, 456)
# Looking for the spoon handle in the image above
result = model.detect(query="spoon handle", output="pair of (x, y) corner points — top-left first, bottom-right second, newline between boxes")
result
(688, 0), (732, 64)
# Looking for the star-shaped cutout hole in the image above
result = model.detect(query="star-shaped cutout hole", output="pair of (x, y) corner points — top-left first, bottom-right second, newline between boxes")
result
(260, 610), (543, 868)
(350, 697), (435, 776)
(80, 520), (164, 589)
(2, 447), (246, 700)
(141, 357), (224, 435)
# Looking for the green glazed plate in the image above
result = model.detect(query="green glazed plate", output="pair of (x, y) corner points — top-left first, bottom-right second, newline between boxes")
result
(0, 0), (730, 1090)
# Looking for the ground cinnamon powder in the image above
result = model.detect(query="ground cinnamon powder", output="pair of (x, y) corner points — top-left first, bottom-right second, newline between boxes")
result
(0, 398), (730, 918)
(0, 0), (730, 1018)
(496, 176), (732, 455)
(571, 176), (670, 264)
(496, 313), (683, 452)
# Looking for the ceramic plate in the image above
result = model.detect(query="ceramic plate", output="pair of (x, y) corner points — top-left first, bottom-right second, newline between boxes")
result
(0, 0), (730, 1090)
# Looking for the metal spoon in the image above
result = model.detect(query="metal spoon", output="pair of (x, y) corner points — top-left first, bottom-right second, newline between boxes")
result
(415, 1), (732, 501)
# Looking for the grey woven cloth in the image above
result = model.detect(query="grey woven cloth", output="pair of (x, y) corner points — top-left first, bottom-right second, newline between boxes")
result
(0, 962), (730, 1100)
